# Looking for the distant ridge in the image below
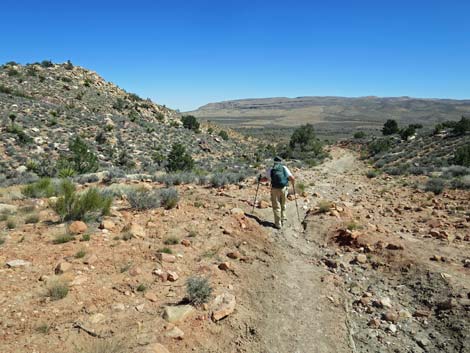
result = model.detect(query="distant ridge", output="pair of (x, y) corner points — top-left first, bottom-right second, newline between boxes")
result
(188, 96), (470, 130)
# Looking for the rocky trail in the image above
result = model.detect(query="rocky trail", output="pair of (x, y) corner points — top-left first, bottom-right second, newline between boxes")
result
(1, 147), (469, 353)
(229, 147), (470, 353)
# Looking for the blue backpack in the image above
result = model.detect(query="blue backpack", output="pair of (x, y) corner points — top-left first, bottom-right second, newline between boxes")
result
(271, 163), (288, 188)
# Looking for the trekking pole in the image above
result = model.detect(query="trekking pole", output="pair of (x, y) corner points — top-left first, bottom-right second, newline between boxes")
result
(292, 181), (302, 224)
(252, 175), (261, 213)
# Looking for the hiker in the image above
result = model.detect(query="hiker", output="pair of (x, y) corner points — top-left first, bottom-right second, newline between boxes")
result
(259, 156), (295, 229)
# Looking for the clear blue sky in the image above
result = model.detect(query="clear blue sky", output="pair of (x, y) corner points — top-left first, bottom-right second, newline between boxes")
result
(1, 0), (469, 111)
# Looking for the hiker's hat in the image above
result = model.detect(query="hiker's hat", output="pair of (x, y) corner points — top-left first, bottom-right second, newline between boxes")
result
(274, 156), (282, 162)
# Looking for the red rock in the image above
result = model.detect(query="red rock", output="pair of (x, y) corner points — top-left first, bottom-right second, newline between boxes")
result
(55, 261), (72, 274)
(218, 262), (231, 271)
(211, 293), (236, 321)
(181, 239), (191, 247)
(157, 253), (176, 263)
(227, 251), (240, 259)
(69, 221), (87, 234)
(167, 271), (179, 282)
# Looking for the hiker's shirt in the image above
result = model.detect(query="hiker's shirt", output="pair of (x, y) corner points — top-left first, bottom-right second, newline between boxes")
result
(266, 165), (293, 189)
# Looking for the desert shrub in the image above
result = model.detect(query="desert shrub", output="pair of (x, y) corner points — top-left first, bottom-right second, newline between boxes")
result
(368, 138), (392, 156)
(159, 188), (179, 209)
(46, 280), (69, 300)
(166, 143), (194, 172)
(207, 127), (214, 134)
(25, 214), (40, 224)
(6, 219), (16, 229)
(156, 172), (198, 186)
(113, 98), (126, 111)
(384, 163), (409, 176)
(75, 173), (100, 185)
(295, 182), (306, 194)
(366, 170), (379, 178)
(41, 60), (54, 68)
(218, 130), (229, 141)
(382, 119), (399, 135)
(81, 233), (91, 241)
(452, 144), (470, 167)
(164, 236), (179, 245)
(442, 165), (470, 178)
(289, 123), (317, 151)
(7, 67), (19, 76)
(186, 277), (212, 305)
(127, 92), (142, 102)
(409, 166), (428, 175)
(22, 178), (59, 198)
(126, 188), (160, 210)
(6, 124), (33, 144)
(57, 136), (99, 175)
(210, 172), (246, 188)
(51, 179), (112, 221)
(75, 249), (86, 258)
(425, 178), (445, 195)
(53, 233), (74, 244)
(452, 117), (470, 136)
(181, 115), (200, 132)
(159, 247), (173, 254)
(399, 126), (416, 141)
(58, 167), (77, 178)
(450, 175), (470, 190)
(318, 200), (332, 213)
(354, 131), (366, 139)
(74, 338), (125, 353)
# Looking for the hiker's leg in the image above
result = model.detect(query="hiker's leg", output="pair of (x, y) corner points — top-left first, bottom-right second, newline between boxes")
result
(280, 187), (288, 223)
(271, 188), (282, 228)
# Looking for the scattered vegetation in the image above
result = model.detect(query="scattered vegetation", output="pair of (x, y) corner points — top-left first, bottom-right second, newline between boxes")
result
(53, 233), (74, 244)
(22, 178), (58, 198)
(46, 280), (69, 300)
(218, 130), (229, 140)
(126, 188), (160, 210)
(318, 200), (333, 213)
(159, 188), (179, 209)
(164, 236), (179, 245)
(50, 179), (112, 222)
(186, 276), (212, 305)
(57, 136), (99, 175)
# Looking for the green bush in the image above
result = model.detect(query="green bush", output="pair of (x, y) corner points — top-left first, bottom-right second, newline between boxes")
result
(218, 130), (229, 140)
(181, 115), (200, 132)
(25, 214), (40, 224)
(368, 138), (392, 156)
(6, 124), (33, 144)
(382, 119), (399, 135)
(22, 178), (58, 198)
(53, 233), (74, 244)
(164, 236), (179, 245)
(186, 277), (212, 305)
(57, 136), (99, 175)
(166, 143), (194, 172)
(289, 123), (317, 151)
(452, 117), (470, 136)
(366, 170), (379, 178)
(453, 144), (470, 167)
(353, 131), (366, 139)
(399, 125), (416, 141)
(51, 179), (112, 222)
(41, 60), (54, 68)
(210, 172), (246, 188)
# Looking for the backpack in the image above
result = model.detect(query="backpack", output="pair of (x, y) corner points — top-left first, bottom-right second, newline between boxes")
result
(271, 163), (288, 188)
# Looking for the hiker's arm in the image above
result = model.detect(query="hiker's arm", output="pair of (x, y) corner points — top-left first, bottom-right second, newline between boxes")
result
(259, 175), (268, 183)
(289, 175), (295, 183)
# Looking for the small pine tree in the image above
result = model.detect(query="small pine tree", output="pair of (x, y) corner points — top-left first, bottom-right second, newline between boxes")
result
(181, 115), (200, 132)
(382, 119), (399, 135)
(58, 136), (99, 174)
(453, 144), (470, 167)
(289, 123), (317, 151)
(166, 143), (194, 172)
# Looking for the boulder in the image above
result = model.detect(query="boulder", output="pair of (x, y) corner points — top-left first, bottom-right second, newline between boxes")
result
(218, 262), (231, 271)
(55, 261), (72, 274)
(100, 220), (115, 231)
(164, 324), (184, 339)
(355, 254), (367, 264)
(124, 223), (146, 238)
(163, 305), (195, 323)
(6, 259), (31, 268)
(211, 293), (236, 321)
(69, 221), (87, 234)
(167, 271), (179, 282)
(157, 253), (176, 263)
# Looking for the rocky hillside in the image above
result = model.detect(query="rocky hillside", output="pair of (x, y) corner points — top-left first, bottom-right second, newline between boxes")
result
(0, 61), (255, 185)
(189, 96), (470, 131)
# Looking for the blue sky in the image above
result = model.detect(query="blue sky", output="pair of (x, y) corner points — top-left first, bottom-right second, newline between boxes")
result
(1, 0), (469, 111)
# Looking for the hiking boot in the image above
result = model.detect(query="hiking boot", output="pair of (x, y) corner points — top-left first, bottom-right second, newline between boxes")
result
(274, 224), (282, 230)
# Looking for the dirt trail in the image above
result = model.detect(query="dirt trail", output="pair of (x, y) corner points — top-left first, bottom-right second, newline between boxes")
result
(240, 148), (361, 353)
